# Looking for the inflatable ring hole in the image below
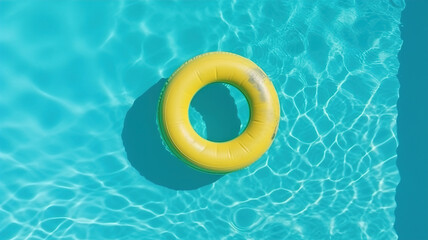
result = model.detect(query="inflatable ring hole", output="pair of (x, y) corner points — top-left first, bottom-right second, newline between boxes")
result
(189, 82), (250, 142)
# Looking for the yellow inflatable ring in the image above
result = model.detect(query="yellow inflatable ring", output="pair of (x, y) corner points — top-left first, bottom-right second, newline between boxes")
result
(158, 52), (280, 174)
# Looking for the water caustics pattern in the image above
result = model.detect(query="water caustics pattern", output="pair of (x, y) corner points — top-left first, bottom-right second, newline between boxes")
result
(0, 0), (404, 239)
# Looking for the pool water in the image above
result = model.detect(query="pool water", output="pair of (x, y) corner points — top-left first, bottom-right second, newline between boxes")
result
(0, 0), (404, 239)
(189, 83), (251, 141)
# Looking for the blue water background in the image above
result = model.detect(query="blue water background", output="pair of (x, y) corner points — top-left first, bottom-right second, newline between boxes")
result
(0, 1), (403, 239)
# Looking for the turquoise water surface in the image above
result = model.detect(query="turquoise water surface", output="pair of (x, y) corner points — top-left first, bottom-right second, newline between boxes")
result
(0, 1), (404, 239)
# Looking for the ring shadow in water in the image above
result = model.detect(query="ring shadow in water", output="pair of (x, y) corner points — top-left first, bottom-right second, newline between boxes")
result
(122, 78), (242, 190)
